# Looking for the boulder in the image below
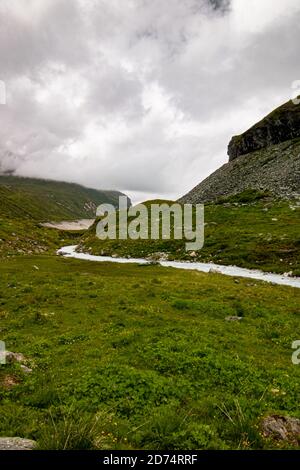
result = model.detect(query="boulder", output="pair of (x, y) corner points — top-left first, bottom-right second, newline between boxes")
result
(261, 415), (300, 445)
(0, 437), (36, 450)
(5, 351), (25, 364)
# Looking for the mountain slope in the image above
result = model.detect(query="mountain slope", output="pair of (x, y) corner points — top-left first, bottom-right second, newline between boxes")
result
(0, 175), (130, 221)
(180, 98), (300, 204)
(78, 97), (300, 275)
(0, 175), (130, 257)
(179, 138), (300, 204)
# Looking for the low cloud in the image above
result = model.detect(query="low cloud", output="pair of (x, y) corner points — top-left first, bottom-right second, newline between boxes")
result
(0, 0), (299, 202)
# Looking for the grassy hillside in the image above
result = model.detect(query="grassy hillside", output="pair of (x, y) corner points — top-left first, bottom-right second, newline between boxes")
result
(0, 175), (128, 221)
(0, 181), (299, 450)
(0, 255), (299, 449)
(0, 175), (130, 257)
(0, 218), (83, 258)
(79, 191), (300, 275)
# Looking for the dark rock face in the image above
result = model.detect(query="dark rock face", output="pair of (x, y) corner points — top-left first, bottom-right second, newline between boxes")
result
(179, 138), (300, 204)
(228, 98), (300, 161)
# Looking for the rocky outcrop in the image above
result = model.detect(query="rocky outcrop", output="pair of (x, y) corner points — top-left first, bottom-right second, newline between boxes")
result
(179, 138), (300, 204)
(180, 97), (300, 204)
(228, 98), (300, 161)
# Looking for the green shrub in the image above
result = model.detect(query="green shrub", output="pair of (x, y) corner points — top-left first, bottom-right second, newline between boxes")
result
(37, 407), (112, 450)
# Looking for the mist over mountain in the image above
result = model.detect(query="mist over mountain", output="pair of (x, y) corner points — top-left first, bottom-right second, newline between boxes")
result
(1, 0), (300, 202)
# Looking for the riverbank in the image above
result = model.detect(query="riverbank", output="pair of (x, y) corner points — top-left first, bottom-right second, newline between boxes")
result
(58, 245), (300, 289)
(1, 253), (300, 449)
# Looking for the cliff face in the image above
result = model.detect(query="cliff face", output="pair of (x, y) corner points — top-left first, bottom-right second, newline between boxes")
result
(179, 98), (300, 204)
(228, 98), (300, 161)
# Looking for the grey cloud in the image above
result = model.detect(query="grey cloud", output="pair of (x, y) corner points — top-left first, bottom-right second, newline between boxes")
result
(85, 65), (144, 119)
(0, 0), (89, 78)
(0, 0), (299, 203)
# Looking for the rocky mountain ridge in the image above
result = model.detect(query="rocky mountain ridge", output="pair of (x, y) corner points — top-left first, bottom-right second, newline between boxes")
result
(180, 98), (300, 204)
(228, 97), (300, 161)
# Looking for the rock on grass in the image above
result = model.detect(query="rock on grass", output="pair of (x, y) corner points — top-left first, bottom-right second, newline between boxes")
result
(0, 437), (36, 450)
(261, 415), (300, 445)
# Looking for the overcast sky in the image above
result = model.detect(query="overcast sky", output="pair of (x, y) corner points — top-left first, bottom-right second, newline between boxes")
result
(0, 0), (300, 203)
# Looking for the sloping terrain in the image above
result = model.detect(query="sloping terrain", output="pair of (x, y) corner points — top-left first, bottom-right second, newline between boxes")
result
(180, 97), (300, 204)
(0, 175), (129, 221)
(79, 195), (300, 276)
(179, 138), (300, 204)
(0, 175), (130, 257)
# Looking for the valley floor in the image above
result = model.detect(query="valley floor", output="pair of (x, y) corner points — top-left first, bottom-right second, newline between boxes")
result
(59, 244), (300, 288)
(80, 197), (300, 277)
(1, 254), (300, 449)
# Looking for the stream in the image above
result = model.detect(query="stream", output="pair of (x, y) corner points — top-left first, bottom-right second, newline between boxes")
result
(57, 245), (300, 289)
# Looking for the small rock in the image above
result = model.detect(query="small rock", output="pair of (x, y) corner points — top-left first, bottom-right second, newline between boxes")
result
(5, 351), (25, 364)
(0, 437), (36, 450)
(57, 251), (67, 256)
(261, 415), (300, 445)
(225, 316), (243, 322)
(189, 251), (197, 258)
(147, 252), (168, 262)
(20, 364), (33, 374)
(209, 267), (221, 274)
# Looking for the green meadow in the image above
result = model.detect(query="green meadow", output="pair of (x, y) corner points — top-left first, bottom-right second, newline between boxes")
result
(81, 192), (300, 276)
(1, 254), (299, 449)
